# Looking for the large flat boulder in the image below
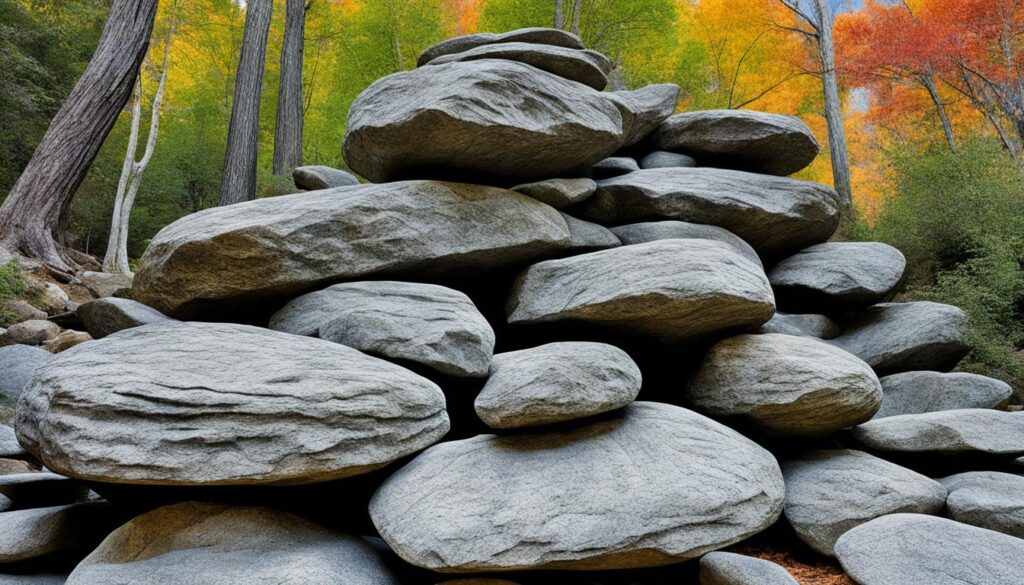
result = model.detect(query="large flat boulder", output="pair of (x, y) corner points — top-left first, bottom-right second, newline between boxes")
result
(699, 552), (798, 585)
(292, 166), (359, 190)
(781, 449), (946, 556)
(610, 221), (761, 267)
(474, 342), (641, 429)
(758, 312), (840, 339)
(269, 281), (495, 378)
(66, 502), (400, 585)
(940, 471), (1024, 538)
(76, 298), (174, 339)
(875, 371), (1013, 419)
(827, 302), (971, 375)
(506, 239), (775, 343)
(605, 84), (680, 147)
(768, 242), (906, 311)
(648, 110), (819, 176)
(417, 27), (585, 67)
(370, 402), (784, 572)
(133, 181), (570, 318)
(688, 334), (881, 436)
(15, 322), (449, 486)
(0, 345), (50, 402)
(834, 514), (1024, 585)
(576, 168), (841, 257)
(423, 42), (609, 90)
(850, 409), (1024, 459)
(343, 61), (624, 184)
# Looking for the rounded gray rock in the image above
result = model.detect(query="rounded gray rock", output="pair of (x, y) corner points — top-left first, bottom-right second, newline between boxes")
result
(370, 402), (784, 572)
(423, 42), (609, 90)
(474, 342), (641, 429)
(610, 220), (762, 268)
(875, 371), (1013, 419)
(758, 312), (840, 339)
(850, 409), (1024, 458)
(0, 504), (107, 563)
(768, 242), (906, 311)
(0, 426), (26, 460)
(689, 334), (882, 436)
(834, 514), (1024, 585)
(649, 110), (819, 176)
(76, 297), (174, 339)
(940, 471), (1024, 538)
(15, 322), (450, 486)
(511, 178), (596, 209)
(640, 151), (698, 169)
(577, 167), (841, 257)
(66, 501), (401, 585)
(559, 213), (621, 254)
(292, 165), (360, 190)
(698, 552), (798, 585)
(417, 27), (585, 67)
(0, 321), (59, 347)
(0, 345), (50, 401)
(270, 281), (495, 378)
(827, 302), (971, 375)
(590, 156), (639, 179)
(507, 239), (775, 344)
(781, 449), (947, 556)
(605, 84), (680, 146)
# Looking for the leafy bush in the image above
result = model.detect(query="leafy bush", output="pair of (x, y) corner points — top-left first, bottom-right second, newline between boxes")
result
(0, 260), (26, 300)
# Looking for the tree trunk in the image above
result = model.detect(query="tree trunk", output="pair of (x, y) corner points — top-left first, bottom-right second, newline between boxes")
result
(570, 0), (583, 37)
(921, 73), (957, 152)
(273, 0), (306, 176)
(812, 0), (854, 221)
(0, 0), (159, 270)
(554, 0), (564, 29)
(219, 0), (274, 206)
(103, 20), (174, 275)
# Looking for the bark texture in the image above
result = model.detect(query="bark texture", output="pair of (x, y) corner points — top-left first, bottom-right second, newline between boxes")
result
(812, 0), (854, 220)
(0, 0), (159, 270)
(219, 0), (274, 206)
(272, 0), (306, 176)
(554, 0), (564, 29)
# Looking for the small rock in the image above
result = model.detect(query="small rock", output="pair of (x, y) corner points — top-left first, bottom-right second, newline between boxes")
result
(0, 345), (51, 401)
(42, 330), (91, 353)
(66, 501), (401, 585)
(0, 460), (34, 475)
(559, 213), (621, 254)
(641, 151), (698, 169)
(851, 409), (1024, 459)
(423, 42), (610, 90)
(78, 272), (134, 299)
(292, 165), (360, 190)
(759, 312), (841, 339)
(649, 109), (819, 176)
(33, 283), (68, 314)
(699, 551), (799, 585)
(828, 302), (971, 375)
(77, 297), (175, 339)
(0, 426), (26, 460)
(0, 504), (108, 563)
(605, 84), (680, 146)
(610, 221), (762, 267)
(0, 320), (60, 347)
(835, 514), (1024, 585)
(590, 156), (639, 179)
(688, 334), (881, 436)
(0, 300), (45, 327)
(512, 178), (596, 209)
(474, 342), (641, 429)
(0, 472), (86, 508)
(768, 242), (906, 311)
(940, 471), (1024, 538)
(417, 27), (585, 67)
(781, 449), (947, 556)
(270, 281), (495, 378)
(875, 371), (1013, 419)
(507, 239), (775, 343)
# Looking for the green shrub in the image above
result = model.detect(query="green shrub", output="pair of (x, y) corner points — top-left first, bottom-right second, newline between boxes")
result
(0, 260), (26, 300)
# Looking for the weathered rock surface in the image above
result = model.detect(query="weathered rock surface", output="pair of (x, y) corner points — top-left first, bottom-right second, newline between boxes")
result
(609, 221), (762, 267)
(827, 302), (971, 375)
(0, 321), (59, 347)
(15, 322), (450, 486)
(649, 110), (819, 176)
(0, 426), (26, 460)
(940, 471), (1024, 538)
(640, 151), (697, 169)
(270, 281), (495, 378)
(474, 342), (641, 429)
(77, 298), (174, 339)
(875, 371), (1013, 419)
(768, 242), (906, 311)
(605, 84), (680, 147)
(292, 165), (360, 190)
(512, 178), (596, 209)
(0, 460), (34, 475)
(758, 312), (840, 339)
(0, 345), (50, 401)
(689, 334), (881, 436)
(507, 239), (775, 343)
(424, 42), (609, 90)
(698, 552), (799, 585)
(0, 504), (105, 563)
(590, 156), (639, 179)
(417, 27), (585, 67)
(781, 449), (946, 556)
(134, 181), (570, 317)
(0, 574), (67, 584)
(834, 514), (1024, 585)
(0, 300), (45, 327)
(850, 409), (1024, 458)
(577, 168), (841, 257)
(66, 502), (401, 585)
(78, 272), (133, 299)
(370, 402), (784, 572)
(559, 213), (621, 254)
(42, 330), (91, 353)
(0, 472), (86, 508)
(343, 61), (624, 183)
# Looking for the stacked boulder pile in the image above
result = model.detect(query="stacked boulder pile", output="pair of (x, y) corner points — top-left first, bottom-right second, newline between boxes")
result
(2, 27), (1023, 585)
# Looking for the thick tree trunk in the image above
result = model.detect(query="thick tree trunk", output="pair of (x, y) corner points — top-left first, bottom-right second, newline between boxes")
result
(812, 0), (854, 221)
(273, 0), (306, 176)
(554, 0), (564, 29)
(0, 0), (159, 270)
(219, 0), (274, 206)
(921, 73), (957, 151)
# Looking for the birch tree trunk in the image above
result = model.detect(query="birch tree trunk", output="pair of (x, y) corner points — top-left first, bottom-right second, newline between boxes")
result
(102, 20), (175, 275)
(921, 73), (957, 151)
(219, 0), (274, 206)
(273, 0), (307, 176)
(554, 0), (564, 29)
(811, 0), (854, 220)
(0, 0), (159, 271)
(570, 0), (583, 37)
